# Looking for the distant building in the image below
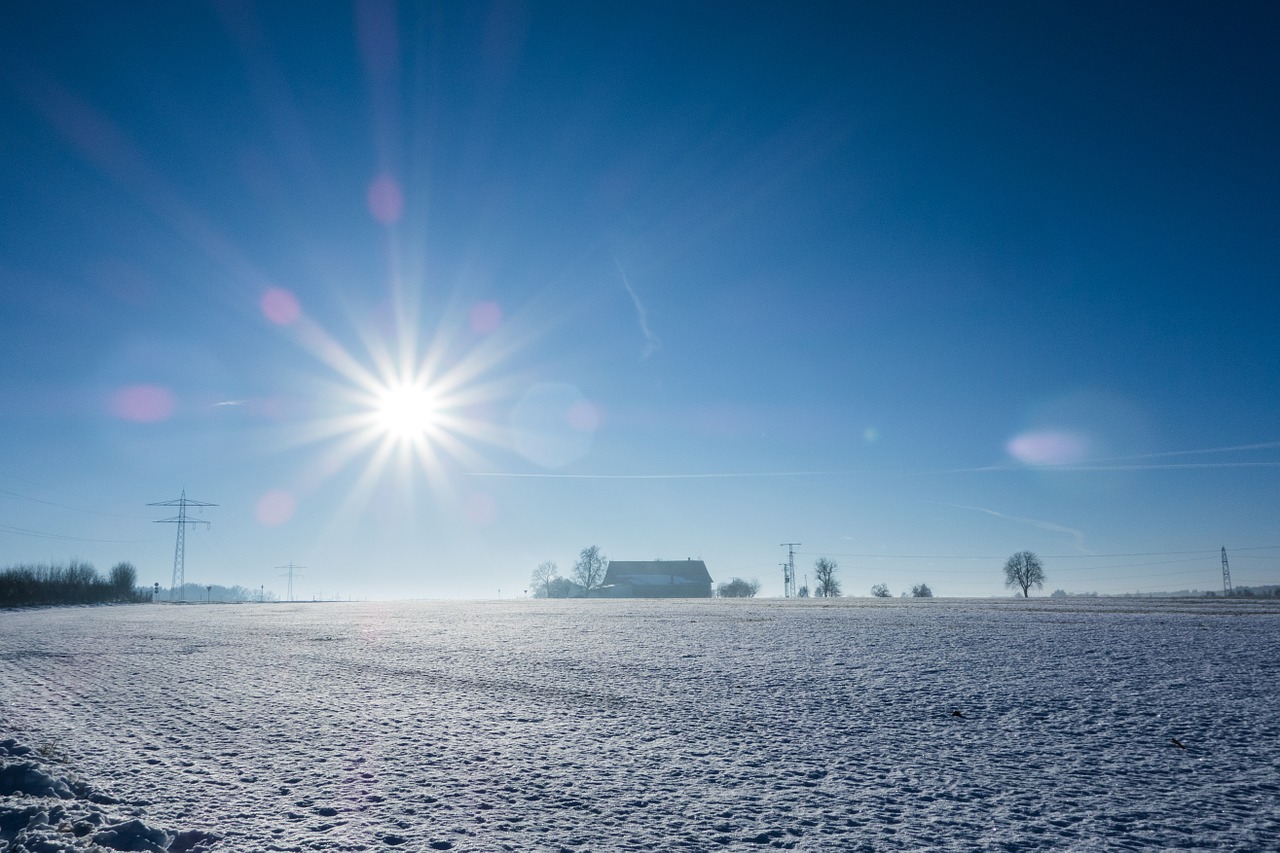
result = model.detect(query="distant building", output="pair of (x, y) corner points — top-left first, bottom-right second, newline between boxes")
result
(599, 559), (713, 598)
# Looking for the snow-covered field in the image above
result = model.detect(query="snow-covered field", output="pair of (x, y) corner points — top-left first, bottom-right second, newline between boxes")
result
(2, 598), (1278, 851)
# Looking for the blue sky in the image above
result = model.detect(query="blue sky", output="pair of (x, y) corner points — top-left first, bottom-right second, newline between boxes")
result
(2, 2), (1277, 599)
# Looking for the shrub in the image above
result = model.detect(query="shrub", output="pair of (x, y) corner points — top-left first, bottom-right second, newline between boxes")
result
(717, 578), (760, 598)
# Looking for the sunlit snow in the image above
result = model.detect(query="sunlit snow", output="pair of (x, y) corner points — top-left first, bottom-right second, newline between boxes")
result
(2, 599), (1278, 851)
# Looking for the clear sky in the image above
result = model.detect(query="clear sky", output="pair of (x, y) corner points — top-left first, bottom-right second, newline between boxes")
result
(2, 2), (1278, 599)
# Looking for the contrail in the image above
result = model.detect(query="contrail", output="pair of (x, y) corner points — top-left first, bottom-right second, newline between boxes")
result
(943, 503), (1090, 552)
(1107, 440), (1280, 459)
(467, 449), (1280, 481)
(614, 259), (660, 359)
(974, 461), (1280, 472)
(927, 440), (1280, 475)
(930, 460), (1280, 475)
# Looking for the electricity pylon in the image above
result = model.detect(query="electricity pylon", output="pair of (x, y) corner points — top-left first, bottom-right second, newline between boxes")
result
(1221, 546), (1232, 596)
(277, 562), (306, 602)
(780, 543), (800, 598)
(149, 491), (217, 600)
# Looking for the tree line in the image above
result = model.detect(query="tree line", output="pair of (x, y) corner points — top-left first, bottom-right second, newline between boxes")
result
(795, 550), (1047, 599)
(530, 546), (608, 598)
(158, 583), (275, 603)
(526, 548), (1050, 600)
(0, 560), (148, 608)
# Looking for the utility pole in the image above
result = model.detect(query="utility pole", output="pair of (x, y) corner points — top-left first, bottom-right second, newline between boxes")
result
(1221, 546), (1232, 596)
(277, 562), (305, 602)
(149, 491), (217, 601)
(780, 543), (800, 598)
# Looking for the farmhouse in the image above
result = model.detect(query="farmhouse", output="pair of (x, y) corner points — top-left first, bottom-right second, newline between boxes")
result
(599, 558), (713, 598)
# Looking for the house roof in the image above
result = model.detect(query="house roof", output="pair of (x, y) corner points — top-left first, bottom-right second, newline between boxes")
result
(603, 559), (712, 585)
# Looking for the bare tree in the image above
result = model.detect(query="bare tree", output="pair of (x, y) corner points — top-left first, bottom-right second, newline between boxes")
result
(572, 545), (608, 596)
(531, 561), (559, 598)
(813, 558), (840, 597)
(870, 583), (891, 598)
(1003, 551), (1046, 598)
(717, 578), (760, 598)
(109, 562), (138, 596)
(910, 583), (933, 598)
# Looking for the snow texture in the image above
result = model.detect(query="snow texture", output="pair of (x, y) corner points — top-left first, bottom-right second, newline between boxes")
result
(0, 736), (219, 851)
(2, 598), (1278, 851)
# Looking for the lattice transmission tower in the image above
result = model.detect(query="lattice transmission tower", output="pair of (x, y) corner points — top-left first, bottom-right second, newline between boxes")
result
(149, 491), (217, 600)
(277, 561), (306, 602)
(1221, 546), (1232, 596)
(780, 543), (800, 598)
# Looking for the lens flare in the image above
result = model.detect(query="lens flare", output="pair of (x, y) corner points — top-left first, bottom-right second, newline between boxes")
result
(367, 175), (404, 224)
(1007, 429), (1090, 466)
(109, 384), (175, 423)
(255, 490), (296, 526)
(261, 287), (301, 326)
(469, 301), (503, 334)
(509, 382), (598, 469)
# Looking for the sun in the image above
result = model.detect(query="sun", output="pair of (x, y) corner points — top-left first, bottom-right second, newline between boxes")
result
(274, 284), (531, 512)
(373, 382), (440, 441)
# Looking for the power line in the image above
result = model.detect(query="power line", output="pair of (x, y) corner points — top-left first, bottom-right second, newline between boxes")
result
(795, 546), (1280, 561)
(208, 526), (249, 575)
(0, 469), (152, 519)
(944, 558), (1209, 577)
(1010, 557), (1207, 574)
(0, 486), (148, 520)
(0, 523), (163, 544)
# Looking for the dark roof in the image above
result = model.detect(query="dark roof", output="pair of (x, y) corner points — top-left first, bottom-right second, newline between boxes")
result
(603, 559), (712, 585)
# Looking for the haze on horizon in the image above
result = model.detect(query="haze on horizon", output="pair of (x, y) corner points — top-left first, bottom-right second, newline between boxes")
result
(1, 2), (1277, 600)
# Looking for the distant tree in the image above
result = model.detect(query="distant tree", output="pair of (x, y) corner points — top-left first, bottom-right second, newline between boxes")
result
(1003, 550), (1046, 598)
(813, 558), (840, 597)
(545, 577), (581, 598)
(911, 583), (933, 598)
(164, 583), (257, 603)
(870, 583), (891, 598)
(1050, 588), (1067, 598)
(717, 578), (760, 598)
(109, 562), (138, 598)
(797, 585), (809, 597)
(531, 561), (559, 598)
(571, 546), (608, 596)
